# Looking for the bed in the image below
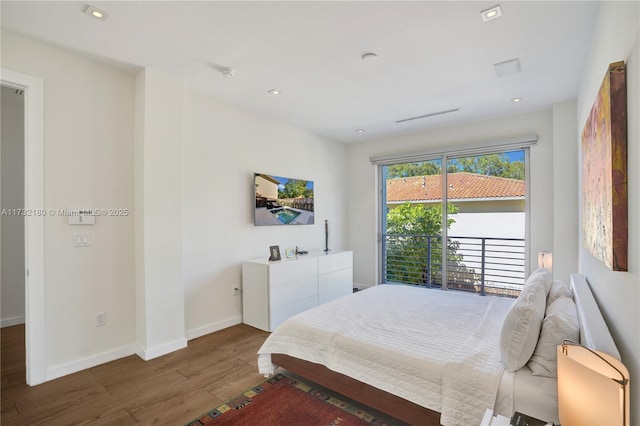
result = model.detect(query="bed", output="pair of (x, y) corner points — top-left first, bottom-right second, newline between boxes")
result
(257, 272), (620, 425)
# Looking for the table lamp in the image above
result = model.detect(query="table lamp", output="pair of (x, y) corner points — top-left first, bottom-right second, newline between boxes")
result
(557, 340), (629, 426)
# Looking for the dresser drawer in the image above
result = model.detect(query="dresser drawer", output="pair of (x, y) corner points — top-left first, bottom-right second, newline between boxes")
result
(318, 251), (353, 274)
(269, 257), (317, 286)
(270, 276), (318, 309)
(270, 296), (318, 331)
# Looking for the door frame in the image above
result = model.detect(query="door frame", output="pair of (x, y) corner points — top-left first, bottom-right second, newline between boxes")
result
(2, 68), (46, 385)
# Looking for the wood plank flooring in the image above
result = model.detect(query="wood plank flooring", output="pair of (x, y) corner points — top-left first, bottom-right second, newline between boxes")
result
(1, 323), (270, 425)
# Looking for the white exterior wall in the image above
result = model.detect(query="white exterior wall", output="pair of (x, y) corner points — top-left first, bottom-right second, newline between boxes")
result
(449, 212), (524, 239)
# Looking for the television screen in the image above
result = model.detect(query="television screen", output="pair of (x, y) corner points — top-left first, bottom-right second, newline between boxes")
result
(254, 173), (314, 226)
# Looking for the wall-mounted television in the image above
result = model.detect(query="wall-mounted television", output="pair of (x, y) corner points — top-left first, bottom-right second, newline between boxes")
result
(254, 173), (314, 226)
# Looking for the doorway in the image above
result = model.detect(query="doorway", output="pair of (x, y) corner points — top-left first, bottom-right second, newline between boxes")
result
(1, 84), (26, 327)
(1, 68), (46, 386)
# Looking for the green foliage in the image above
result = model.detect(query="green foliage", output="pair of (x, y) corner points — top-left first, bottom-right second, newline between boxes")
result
(386, 202), (457, 235)
(448, 153), (524, 180)
(279, 179), (312, 198)
(385, 153), (524, 180)
(386, 161), (441, 178)
(385, 202), (480, 289)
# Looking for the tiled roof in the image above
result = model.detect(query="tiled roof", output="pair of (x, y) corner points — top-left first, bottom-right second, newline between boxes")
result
(386, 172), (525, 202)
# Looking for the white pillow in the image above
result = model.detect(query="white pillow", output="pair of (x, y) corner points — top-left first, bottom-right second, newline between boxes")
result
(527, 296), (579, 377)
(500, 281), (547, 372)
(547, 280), (573, 306)
(524, 268), (552, 294)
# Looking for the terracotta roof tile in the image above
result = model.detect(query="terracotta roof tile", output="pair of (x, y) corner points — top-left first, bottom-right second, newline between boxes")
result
(386, 172), (524, 202)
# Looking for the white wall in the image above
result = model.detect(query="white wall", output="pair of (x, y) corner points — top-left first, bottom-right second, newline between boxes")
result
(0, 28), (350, 375)
(134, 68), (187, 359)
(576, 2), (640, 424)
(1, 84), (26, 327)
(346, 109), (555, 286)
(552, 101), (579, 285)
(182, 89), (348, 338)
(2, 31), (136, 375)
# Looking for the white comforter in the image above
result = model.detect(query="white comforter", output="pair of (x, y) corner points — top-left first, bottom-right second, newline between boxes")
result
(258, 284), (515, 426)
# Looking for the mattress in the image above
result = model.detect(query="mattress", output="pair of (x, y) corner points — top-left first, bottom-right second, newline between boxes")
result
(258, 284), (516, 425)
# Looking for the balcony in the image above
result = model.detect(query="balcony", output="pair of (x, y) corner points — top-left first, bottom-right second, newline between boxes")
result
(383, 234), (525, 297)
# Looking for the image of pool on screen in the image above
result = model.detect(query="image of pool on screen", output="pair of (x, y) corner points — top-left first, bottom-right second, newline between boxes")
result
(254, 173), (314, 226)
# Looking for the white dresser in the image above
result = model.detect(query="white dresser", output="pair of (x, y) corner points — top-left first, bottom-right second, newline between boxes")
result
(242, 250), (353, 332)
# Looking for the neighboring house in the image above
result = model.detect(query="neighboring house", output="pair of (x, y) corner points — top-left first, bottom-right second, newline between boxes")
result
(386, 173), (525, 239)
(255, 174), (280, 205)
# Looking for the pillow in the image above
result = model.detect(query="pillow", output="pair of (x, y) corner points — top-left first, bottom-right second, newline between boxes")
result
(527, 296), (579, 377)
(523, 268), (552, 294)
(500, 281), (547, 372)
(547, 280), (573, 306)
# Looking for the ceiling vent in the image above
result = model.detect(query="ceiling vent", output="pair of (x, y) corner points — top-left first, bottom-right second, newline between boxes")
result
(395, 108), (460, 124)
(493, 58), (521, 77)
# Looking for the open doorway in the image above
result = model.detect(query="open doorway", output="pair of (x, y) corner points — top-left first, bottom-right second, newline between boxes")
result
(1, 68), (46, 386)
(1, 84), (26, 325)
(1, 83), (27, 389)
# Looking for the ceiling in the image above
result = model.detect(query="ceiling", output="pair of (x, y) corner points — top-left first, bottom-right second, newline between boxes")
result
(1, 1), (598, 143)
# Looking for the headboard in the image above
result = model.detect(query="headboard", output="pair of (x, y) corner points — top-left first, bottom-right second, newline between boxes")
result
(570, 273), (621, 360)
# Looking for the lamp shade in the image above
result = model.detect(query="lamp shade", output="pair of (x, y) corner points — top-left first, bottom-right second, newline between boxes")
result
(557, 343), (629, 426)
(537, 251), (553, 271)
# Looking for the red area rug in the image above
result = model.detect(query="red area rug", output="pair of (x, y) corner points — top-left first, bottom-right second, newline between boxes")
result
(187, 373), (399, 426)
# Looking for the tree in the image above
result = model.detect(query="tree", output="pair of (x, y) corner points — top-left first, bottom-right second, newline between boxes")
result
(386, 161), (441, 178)
(279, 179), (312, 198)
(386, 203), (456, 286)
(386, 154), (525, 180)
(385, 202), (481, 290)
(448, 153), (524, 180)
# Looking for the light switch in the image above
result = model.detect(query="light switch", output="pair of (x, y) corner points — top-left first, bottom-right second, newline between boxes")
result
(68, 209), (96, 225)
(73, 233), (90, 247)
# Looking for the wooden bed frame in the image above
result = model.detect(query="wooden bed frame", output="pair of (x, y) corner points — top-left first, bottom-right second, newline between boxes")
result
(270, 274), (619, 426)
(271, 353), (440, 425)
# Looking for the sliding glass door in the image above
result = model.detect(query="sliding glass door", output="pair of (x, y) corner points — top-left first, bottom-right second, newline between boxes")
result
(380, 149), (527, 296)
(382, 159), (445, 288)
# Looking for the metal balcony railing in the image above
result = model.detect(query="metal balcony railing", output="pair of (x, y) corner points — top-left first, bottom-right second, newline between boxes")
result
(383, 234), (526, 297)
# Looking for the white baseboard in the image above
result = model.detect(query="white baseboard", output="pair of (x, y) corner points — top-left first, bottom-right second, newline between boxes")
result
(46, 344), (136, 382)
(136, 337), (188, 361)
(186, 315), (242, 341)
(1, 315), (25, 328)
(40, 316), (244, 381)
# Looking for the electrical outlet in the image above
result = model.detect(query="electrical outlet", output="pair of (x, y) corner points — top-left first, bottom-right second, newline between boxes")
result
(96, 312), (106, 327)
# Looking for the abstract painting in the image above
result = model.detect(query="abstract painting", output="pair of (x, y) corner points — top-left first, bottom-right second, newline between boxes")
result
(582, 61), (628, 271)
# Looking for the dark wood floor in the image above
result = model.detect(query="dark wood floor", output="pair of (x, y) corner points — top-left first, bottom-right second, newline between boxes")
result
(1, 323), (270, 425)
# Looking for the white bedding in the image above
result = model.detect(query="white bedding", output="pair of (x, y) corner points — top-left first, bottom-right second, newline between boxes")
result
(258, 284), (515, 426)
(495, 366), (559, 424)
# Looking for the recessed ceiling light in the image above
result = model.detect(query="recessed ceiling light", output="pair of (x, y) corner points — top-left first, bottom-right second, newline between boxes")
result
(84, 5), (109, 21)
(355, 129), (365, 133)
(267, 89), (281, 95)
(511, 97), (523, 103)
(481, 5), (502, 22)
